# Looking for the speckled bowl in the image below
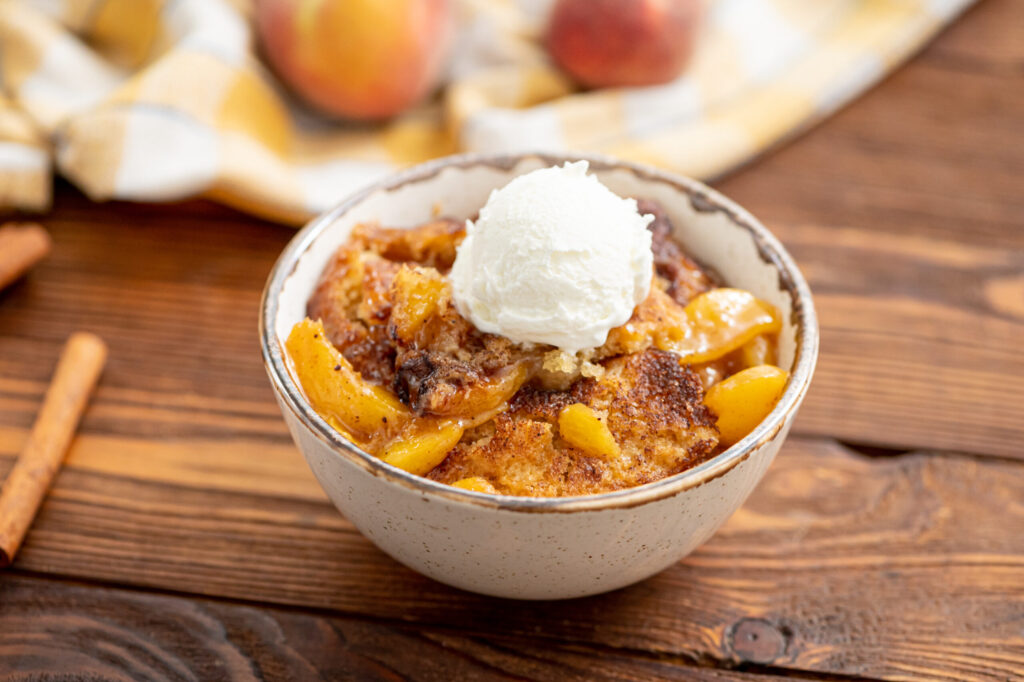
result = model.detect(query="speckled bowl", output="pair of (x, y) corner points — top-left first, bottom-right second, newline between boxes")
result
(261, 152), (818, 599)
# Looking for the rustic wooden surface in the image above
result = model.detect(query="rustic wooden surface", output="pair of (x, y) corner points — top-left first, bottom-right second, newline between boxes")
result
(1, 1), (1022, 680)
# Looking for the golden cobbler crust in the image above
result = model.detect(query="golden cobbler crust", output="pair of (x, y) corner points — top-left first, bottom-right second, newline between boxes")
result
(306, 205), (727, 497)
(427, 350), (717, 497)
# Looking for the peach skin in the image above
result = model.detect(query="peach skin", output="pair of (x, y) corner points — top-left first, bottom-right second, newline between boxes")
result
(256, 0), (454, 120)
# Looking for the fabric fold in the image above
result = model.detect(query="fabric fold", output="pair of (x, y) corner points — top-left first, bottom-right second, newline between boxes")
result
(0, 0), (975, 224)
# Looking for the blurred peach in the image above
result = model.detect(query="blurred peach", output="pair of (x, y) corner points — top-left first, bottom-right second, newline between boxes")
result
(546, 0), (702, 89)
(255, 0), (454, 120)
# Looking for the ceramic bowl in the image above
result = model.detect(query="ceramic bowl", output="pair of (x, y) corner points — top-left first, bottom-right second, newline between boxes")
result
(261, 152), (818, 600)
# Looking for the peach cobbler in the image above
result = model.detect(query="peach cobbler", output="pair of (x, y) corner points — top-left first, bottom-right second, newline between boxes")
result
(286, 164), (788, 497)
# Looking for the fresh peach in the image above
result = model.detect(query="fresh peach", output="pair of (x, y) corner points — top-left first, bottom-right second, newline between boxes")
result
(255, 0), (454, 120)
(545, 0), (702, 88)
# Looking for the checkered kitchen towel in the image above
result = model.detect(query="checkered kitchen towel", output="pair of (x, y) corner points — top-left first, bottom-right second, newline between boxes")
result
(0, 0), (975, 224)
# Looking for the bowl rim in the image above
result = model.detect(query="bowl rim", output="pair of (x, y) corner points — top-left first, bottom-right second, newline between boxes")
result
(260, 151), (819, 513)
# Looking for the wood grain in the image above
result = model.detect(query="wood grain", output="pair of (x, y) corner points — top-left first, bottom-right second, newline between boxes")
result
(714, 0), (1024, 457)
(1, 574), (772, 682)
(775, 225), (1024, 457)
(3, 1), (1023, 461)
(719, 0), (1024, 252)
(0, 1), (1021, 679)
(2, 438), (1022, 681)
(1, 190), (1020, 468)
(928, 0), (1024, 70)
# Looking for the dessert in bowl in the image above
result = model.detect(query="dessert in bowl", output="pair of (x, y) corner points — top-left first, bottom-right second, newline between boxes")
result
(261, 152), (818, 599)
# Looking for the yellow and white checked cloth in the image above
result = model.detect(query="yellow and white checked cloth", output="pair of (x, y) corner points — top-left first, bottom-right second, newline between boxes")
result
(0, 0), (974, 224)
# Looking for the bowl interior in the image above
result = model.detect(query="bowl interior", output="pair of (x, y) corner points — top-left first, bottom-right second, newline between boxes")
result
(265, 152), (817, 508)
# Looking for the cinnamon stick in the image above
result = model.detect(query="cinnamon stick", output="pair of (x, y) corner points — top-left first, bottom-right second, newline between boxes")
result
(0, 222), (52, 291)
(0, 332), (107, 567)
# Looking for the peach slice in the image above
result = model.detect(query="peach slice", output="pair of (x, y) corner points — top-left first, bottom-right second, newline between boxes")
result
(383, 418), (464, 475)
(703, 365), (788, 446)
(739, 334), (776, 368)
(450, 477), (498, 494)
(658, 289), (781, 364)
(389, 265), (449, 343)
(558, 403), (620, 459)
(286, 318), (409, 439)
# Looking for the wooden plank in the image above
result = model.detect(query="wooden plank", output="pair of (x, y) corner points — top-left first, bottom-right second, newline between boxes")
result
(0, 2), (1019, 679)
(1, 574), (773, 682)
(776, 225), (1024, 457)
(718, 0), (1024, 251)
(927, 0), (1024, 71)
(2, 202), (1020, 473)
(0, 2), (1018, 462)
(4, 3), (1023, 461)
(714, 0), (1024, 456)
(2, 438), (1022, 681)
(721, 58), (1024, 250)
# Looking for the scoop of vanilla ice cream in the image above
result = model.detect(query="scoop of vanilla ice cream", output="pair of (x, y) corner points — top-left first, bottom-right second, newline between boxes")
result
(450, 161), (654, 352)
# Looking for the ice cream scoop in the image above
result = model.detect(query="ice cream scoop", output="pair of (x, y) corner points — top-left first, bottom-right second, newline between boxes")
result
(450, 161), (654, 352)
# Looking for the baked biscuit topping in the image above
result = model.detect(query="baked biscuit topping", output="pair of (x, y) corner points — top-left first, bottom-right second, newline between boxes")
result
(288, 198), (787, 497)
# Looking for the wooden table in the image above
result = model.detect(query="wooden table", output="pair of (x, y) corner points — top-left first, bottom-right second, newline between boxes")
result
(1, 2), (1022, 679)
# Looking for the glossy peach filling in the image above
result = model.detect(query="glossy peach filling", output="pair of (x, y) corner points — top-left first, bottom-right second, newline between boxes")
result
(286, 201), (787, 497)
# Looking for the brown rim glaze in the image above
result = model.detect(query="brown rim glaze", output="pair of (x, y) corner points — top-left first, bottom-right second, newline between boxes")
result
(260, 152), (819, 513)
